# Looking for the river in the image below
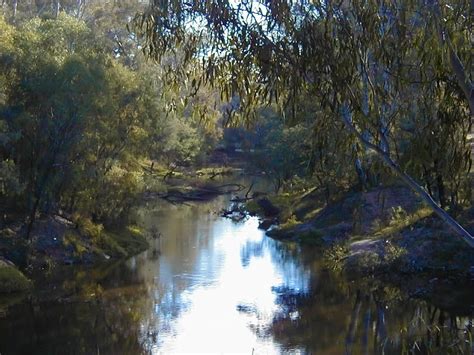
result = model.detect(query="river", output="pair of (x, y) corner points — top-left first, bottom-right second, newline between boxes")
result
(0, 192), (473, 354)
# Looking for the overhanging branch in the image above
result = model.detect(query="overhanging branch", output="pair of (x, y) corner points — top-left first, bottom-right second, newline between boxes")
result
(341, 103), (474, 248)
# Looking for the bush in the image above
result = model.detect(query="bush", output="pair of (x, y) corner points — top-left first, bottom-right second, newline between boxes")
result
(0, 262), (31, 293)
(323, 243), (350, 271)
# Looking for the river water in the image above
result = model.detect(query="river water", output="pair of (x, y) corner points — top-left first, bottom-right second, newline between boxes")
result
(0, 193), (473, 354)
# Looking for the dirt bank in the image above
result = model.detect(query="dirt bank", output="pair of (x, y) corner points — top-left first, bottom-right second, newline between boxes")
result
(246, 185), (474, 280)
(0, 215), (148, 293)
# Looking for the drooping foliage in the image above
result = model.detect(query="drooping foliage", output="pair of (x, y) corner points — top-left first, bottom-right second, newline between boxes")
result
(134, 0), (473, 246)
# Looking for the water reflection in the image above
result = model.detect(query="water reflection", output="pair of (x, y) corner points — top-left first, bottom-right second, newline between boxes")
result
(135, 200), (290, 353)
(270, 280), (474, 354)
(0, 195), (473, 354)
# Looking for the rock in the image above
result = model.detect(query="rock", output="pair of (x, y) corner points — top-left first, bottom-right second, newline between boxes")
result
(349, 239), (383, 256)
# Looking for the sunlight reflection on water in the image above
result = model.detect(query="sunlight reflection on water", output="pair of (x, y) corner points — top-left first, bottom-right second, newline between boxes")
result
(1, 192), (472, 354)
(134, 201), (310, 353)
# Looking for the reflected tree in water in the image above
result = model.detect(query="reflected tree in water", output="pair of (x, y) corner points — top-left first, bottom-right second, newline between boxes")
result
(269, 278), (473, 354)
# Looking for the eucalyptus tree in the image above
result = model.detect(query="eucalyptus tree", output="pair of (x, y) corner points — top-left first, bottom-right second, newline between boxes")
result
(134, 0), (473, 247)
(0, 14), (111, 236)
(0, 13), (168, 233)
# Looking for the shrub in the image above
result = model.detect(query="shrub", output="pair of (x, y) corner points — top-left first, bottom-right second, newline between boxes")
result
(0, 263), (31, 293)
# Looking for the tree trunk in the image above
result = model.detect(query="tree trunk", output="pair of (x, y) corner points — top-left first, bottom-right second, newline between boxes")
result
(354, 157), (367, 189)
(436, 173), (446, 209)
(431, 0), (474, 117)
(12, 0), (17, 19)
(52, 0), (59, 18)
(341, 105), (474, 248)
(25, 164), (54, 239)
(75, 0), (85, 18)
(25, 193), (41, 240)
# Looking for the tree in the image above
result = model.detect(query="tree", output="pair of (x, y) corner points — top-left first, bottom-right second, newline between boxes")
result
(1, 8), (218, 234)
(0, 12), (174, 234)
(134, 1), (474, 247)
(1, 14), (111, 236)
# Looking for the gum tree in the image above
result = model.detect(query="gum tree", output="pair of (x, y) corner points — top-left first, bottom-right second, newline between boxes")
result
(134, 0), (473, 247)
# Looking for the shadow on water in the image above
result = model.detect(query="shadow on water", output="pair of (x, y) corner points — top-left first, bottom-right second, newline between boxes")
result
(268, 266), (474, 354)
(0, 258), (154, 354)
(253, 233), (474, 354)
(0, 185), (473, 354)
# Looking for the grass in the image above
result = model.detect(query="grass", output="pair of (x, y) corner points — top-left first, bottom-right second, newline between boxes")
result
(303, 207), (324, 221)
(279, 214), (301, 229)
(63, 233), (88, 256)
(245, 200), (261, 215)
(103, 226), (149, 257)
(139, 160), (185, 179)
(70, 217), (149, 259)
(195, 166), (236, 178)
(0, 264), (31, 293)
(323, 243), (350, 271)
(76, 217), (103, 240)
(322, 206), (433, 274)
(269, 192), (299, 221)
(246, 190), (315, 222)
(248, 184), (470, 279)
(261, 187), (332, 224)
(372, 206), (433, 237)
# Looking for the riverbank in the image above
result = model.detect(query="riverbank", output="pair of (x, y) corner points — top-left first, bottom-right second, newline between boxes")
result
(0, 258), (31, 293)
(245, 185), (474, 283)
(0, 159), (248, 294)
(0, 215), (148, 293)
(1, 189), (472, 354)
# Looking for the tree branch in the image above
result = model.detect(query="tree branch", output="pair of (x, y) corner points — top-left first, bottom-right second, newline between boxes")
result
(341, 103), (474, 248)
(431, 0), (474, 116)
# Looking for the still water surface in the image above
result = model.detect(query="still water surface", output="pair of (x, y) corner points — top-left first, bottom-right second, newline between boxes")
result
(0, 194), (473, 354)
